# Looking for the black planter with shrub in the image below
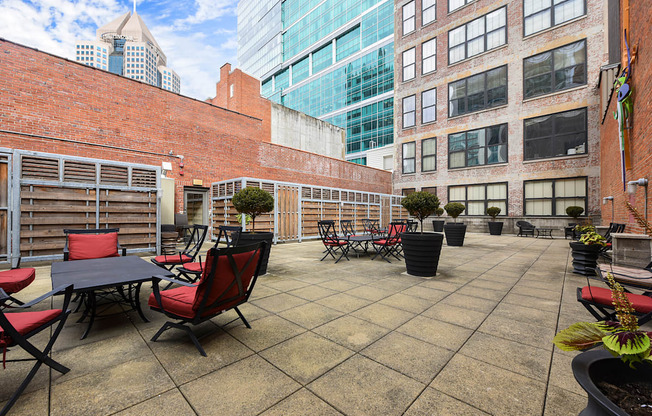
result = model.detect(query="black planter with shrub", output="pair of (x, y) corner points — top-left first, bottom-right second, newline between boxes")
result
(486, 206), (503, 235)
(443, 202), (466, 246)
(432, 207), (445, 232)
(400, 192), (444, 277)
(570, 241), (601, 276)
(232, 186), (275, 275)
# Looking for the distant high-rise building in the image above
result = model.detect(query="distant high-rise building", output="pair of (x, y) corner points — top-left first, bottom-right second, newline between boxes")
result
(75, 11), (180, 94)
(237, 0), (395, 169)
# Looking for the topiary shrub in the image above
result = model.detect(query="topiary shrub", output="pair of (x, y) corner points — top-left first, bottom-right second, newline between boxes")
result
(435, 207), (444, 217)
(566, 206), (584, 220)
(444, 202), (465, 222)
(401, 191), (440, 233)
(486, 206), (501, 221)
(232, 187), (274, 232)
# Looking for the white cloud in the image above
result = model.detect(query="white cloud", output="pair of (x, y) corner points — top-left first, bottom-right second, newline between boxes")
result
(173, 0), (237, 29)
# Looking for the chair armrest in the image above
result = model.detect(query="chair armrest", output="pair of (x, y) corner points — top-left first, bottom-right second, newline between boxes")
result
(19, 285), (74, 308)
(152, 275), (196, 287)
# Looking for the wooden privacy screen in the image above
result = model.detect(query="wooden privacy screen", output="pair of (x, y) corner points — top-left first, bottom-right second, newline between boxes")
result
(17, 153), (158, 259)
(212, 178), (407, 243)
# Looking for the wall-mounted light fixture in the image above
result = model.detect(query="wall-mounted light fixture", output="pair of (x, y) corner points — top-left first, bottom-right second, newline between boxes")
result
(161, 161), (172, 177)
(626, 178), (648, 222)
(602, 196), (614, 222)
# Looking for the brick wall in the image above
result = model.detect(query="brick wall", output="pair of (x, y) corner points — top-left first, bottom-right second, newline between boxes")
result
(600, 0), (652, 234)
(393, 0), (604, 227)
(0, 39), (392, 213)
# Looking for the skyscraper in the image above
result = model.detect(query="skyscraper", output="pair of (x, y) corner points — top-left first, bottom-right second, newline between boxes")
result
(237, 0), (395, 168)
(75, 12), (180, 94)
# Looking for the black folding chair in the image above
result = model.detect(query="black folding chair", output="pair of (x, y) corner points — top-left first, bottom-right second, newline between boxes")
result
(371, 222), (404, 263)
(0, 285), (73, 416)
(362, 219), (381, 236)
(151, 224), (208, 272)
(176, 225), (241, 283)
(318, 221), (351, 264)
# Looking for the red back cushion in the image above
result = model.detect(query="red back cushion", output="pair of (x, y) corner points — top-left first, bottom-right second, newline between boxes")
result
(192, 249), (261, 314)
(68, 233), (119, 260)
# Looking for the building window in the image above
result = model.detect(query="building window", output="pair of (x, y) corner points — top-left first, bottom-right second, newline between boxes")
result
(402, 188), (416, 196)
(403, 48), (416, 81)
(403, 95), (416, 128)
(403, 142), (416, 173)
(383, 155), (393, 170)
(448, 183), (508, 215)
(524, 39), (586, 99)
(524, 0), (585, 36)
(422, 88), (436, 124)
(449, 7), (507, 64)
(449, 65), (507, 117)
(524, 108), (587, 160)
(524, 177), (587, 216)
(449, 0), (473, 12)
(422, 186), (437, 194)
(403, 1), (416, 35)
(422, 138), (436, 172)
(422, 38), (437, 74)
(449, 123), (508, 169)
(423, 0), (436, 25)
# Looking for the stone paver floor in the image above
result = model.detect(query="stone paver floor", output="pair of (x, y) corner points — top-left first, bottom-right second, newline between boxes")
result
(4, 233), (642, 415)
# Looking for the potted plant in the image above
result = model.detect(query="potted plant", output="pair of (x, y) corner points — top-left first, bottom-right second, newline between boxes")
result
(232, 187), (275, 275)
(431, 207), (445, 232)
(566, 206), (584, 240)
(400, 191), (444, 277)
(443, 202), (466, 246)
(570, 227), (605, 276)
(553, 273), (652, 415)
(486, 206), (503, 236)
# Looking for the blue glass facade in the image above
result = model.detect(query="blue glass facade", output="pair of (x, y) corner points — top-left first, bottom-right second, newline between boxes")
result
(242, 0), (394, 165)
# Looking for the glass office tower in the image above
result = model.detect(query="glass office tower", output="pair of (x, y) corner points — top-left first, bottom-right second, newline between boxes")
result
(237, 0), (394, 165)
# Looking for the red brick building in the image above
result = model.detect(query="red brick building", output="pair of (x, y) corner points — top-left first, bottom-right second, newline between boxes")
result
(599, 0), (652, 234)
(394, 0), (605, 232)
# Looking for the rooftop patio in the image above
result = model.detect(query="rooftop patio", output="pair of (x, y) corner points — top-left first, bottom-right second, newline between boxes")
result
(2, 233), (632, 416)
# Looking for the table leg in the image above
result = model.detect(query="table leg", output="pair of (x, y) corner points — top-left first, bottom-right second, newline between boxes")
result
(134, 282), (149, 323)
(81, 291), (96, 340)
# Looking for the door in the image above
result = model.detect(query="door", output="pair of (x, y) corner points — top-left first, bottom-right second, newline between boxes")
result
(184, 187), (209, 226)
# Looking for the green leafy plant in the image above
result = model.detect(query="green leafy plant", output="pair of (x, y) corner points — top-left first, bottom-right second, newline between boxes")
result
(579, 230), (606, 247)
(575, 224), (596, 235)
(553, 273), (652, 368)
(232, 187), (274, 232)
(486, 206), (501, 221)
(566, 206), (585, 220)
(444, 202), (465, 223)
(435, 207), (444, 217)
(236, 213), (252, 226)
(401, 191), (440, 233)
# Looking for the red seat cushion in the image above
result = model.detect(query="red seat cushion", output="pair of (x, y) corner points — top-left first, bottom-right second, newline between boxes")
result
(0, 268), (36, 294)
(68, 233), (119, 260)
(0, 309), (62, 345)
(324, 241), (347, 247)
(148, 286), (196, 319)
(153, 254), (192, 264)
(581, 286), (652, 314)
(181, 262), (205, 273)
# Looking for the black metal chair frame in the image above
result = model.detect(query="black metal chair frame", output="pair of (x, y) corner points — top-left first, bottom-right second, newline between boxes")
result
(516, 221), (536, 237)
(63, 228), (126, 261)
(0, 285), (73, 416)
(371, 222), (403, 263)
(0, 258), (34, 308)
(362, 219), (381, 236)
(149, 242), (265, 356)
(564, 223), (578, 240)
(318, 221), (351, 264)
(599, 223), (626, 260)
(176, 225), (241, 283)
(577, 267), (652, 326)
(151, 224), (208, 272)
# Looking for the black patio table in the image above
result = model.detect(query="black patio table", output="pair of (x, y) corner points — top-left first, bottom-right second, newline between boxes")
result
(51, 256), (173, 339)
(346, 235), (374, 257)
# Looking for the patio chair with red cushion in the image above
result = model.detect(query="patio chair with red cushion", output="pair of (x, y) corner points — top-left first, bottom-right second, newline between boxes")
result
(0, 258), (36, 308)
(176, 225), (241, 283)
(371, 222), (405, 263)
(151, 224), (208, 272)
(63, 228), (126, 261)
(318, 220), (351, 264)
(0, 284), (73, 415)
(148, 242), (265, 356)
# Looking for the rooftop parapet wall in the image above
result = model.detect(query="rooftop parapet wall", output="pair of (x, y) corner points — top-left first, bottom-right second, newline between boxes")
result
(0, 39), (392, 199)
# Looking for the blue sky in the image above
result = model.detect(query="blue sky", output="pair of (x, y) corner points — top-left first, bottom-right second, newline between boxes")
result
(0, 0), (239, 100)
